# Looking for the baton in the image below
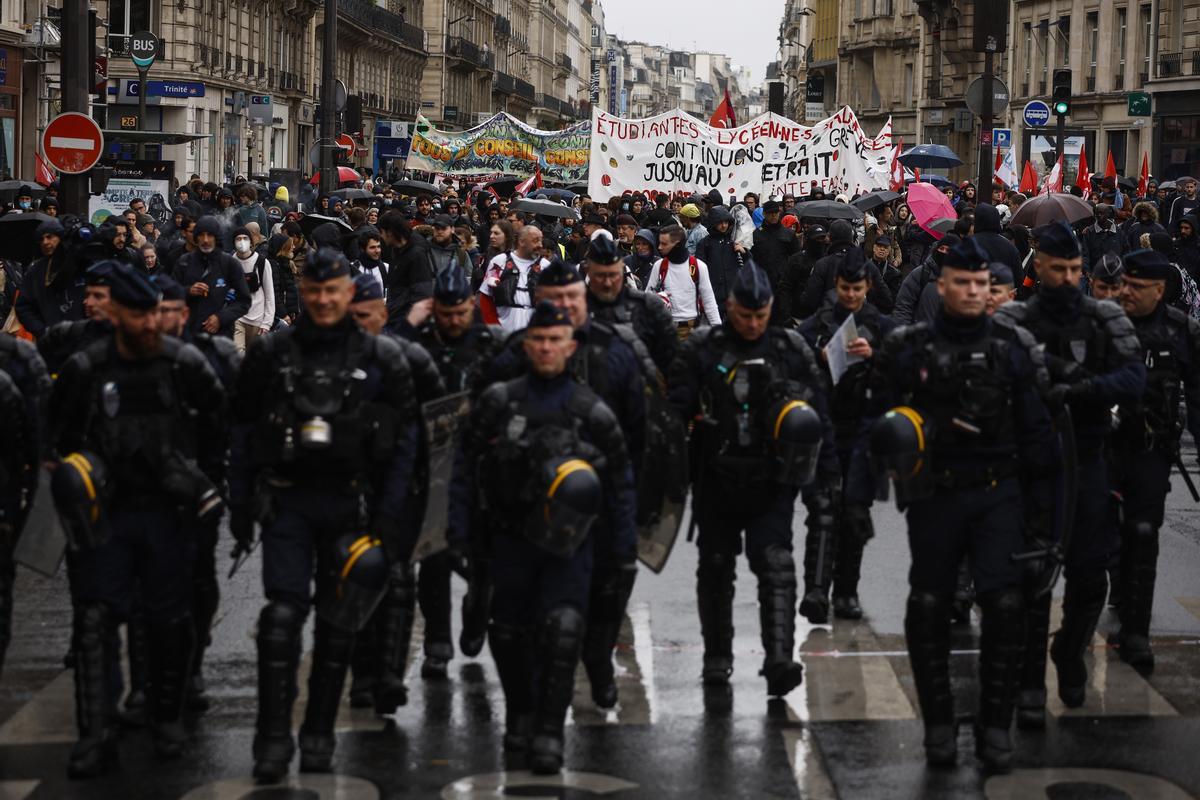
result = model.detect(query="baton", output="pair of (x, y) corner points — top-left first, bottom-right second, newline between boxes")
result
(228, 539), (260, 579)
(1175, 456), (1200, 503)
(1011, 542), (1064, 599)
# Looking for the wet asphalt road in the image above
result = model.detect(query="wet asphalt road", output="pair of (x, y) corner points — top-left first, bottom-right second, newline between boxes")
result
(1, 460), (1199, 799)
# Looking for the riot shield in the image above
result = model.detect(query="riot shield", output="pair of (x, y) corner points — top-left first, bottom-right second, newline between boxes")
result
(636, 387), (689, 573)
(14, 468), (67, 577)
(410, 391), (472, 563)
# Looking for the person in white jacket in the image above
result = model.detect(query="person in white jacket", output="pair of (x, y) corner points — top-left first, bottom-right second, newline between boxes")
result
(648, 224), (721, 337)
(232, 225), (275, 353)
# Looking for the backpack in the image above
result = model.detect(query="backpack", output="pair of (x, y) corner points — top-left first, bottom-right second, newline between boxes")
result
(655, 256), (702, 314)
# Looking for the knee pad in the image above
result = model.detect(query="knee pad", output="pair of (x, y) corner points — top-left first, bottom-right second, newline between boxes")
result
(541, 605), (585, 653)
(697, 551), (736, 581)
(1131, 521), (1157, 539)
(488, 622), (527, 651)
(258, 602), (304, 646)
(906, 591), (945, 618)
(74, 604), (111, 647)
(750, 544), (795, 578)
(978, 588), (1024, 617)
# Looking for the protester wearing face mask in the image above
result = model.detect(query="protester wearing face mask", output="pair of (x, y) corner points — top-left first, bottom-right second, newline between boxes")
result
(892, 233), (962, 324)
(232, 226), (275, 352)
(14, 185), (34, 213)
(777, 224), (830, 323)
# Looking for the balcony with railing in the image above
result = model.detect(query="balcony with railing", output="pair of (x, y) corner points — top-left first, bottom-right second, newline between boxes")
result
(446, 35), (482, 71)
(494, 72), (516, 95)
(494, 14), (511, 37)
(556, 52), (573, 73)
(340, 0), (425, 51)
(926, 77), (942, 99)
(1157, 51), (1200, 79)
(514, 77), (535, 101)
(535, 93), (577, 118)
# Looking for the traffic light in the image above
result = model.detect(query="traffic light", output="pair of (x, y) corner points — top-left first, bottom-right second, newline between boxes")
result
(1052, 69), (1071, 116)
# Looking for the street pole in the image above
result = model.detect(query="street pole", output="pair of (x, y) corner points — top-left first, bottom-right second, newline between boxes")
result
(977, 50), (994, 193)
(137, 68), (148, 160)
(59, 0), (91, 215)
(319, 0), (337, 196)
(1055, 110), (1066, 170)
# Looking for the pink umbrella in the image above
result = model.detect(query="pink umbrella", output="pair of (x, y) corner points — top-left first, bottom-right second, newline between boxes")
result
(309, 166), (362, 186)
(906, 181), (957, 240)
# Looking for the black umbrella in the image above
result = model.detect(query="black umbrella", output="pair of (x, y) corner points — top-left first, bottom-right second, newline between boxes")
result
(852, 190), (901, 211)
(0, 212), (58, 264)
(477, 177), (521, 199)
(1159, 180), (1177, 191)
(796, 200), (864, 222)
(511, 198), (579, 220)
(391, 179), (440, 196)
(898, 144), (964, 170)
(530, 188), (578, 203)
(1010, 192), (1094, 228)
(1117, 176), (1137, 191)
(298, 213), (353, 241)
(336, 188), (375, 202)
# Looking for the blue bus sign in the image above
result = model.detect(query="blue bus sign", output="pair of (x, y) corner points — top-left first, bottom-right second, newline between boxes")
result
(1023, 100), (1051, 128)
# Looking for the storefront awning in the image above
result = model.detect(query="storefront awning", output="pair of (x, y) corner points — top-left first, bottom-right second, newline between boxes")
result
(101, 131), (212, 146)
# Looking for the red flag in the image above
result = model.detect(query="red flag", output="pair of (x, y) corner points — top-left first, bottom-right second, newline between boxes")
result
(1105, 151), (1118, 180)
(1042, 155), (1064, 194)
(514, 165), (542, 196)
(1074, 143), (1091, 197)
(35, 151), (55, 187)
(994, 148), (1003, 172)
(889, 138), (905, 192)
(709, 88), (737, 129)
(1138, 153), (1150, 197)
(1019, 161), (1038, 194)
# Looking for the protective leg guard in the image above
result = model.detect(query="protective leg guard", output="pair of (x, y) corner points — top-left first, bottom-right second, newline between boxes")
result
(832, 535), (866, 621)
(696, 551), (736, 685)
(1050, 573), (1108, 708)
(298, 619), (355, 773)
(147, 615), (196, 759)
(752, 545), (804, 697)
(68, 604), (119, 780)
(530, 605), (585, 775)
(976, 590), (1024, 774)
(123, 610), (149, 721)
(951, 560), (975, 625)
(252, 602), (303, 784)
(1016, 589), (1052, 731)
(0, 536), (14, 676)
(582, 562), (637, 709)
(489, 622), (535, 755)
(799, 518), (834, 625)
(348, 621), (378, 709)
(188, 575), (220, 712)
(1117, 522), (1158, 674)
(418, 553), (454, 679)
(374, 562), (416, 714)
(459, 558), (492, 657)
(904, 592), (956, 767)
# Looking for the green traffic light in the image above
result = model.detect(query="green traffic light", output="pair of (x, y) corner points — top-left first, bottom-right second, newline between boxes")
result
(1055, 101), (1069, 115)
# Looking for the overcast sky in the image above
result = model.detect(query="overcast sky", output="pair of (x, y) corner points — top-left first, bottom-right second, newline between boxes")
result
(598, 0), (786, 88)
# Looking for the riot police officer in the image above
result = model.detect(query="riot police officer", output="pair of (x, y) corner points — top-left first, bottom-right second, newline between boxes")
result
(50, 263), (226, 777)
(856, 238), (1055, 771)
(345, 273), (449, 708)
(1109, 249), (1200, 673)
(450, 300), (636, 774)
(38, 262), (115, 376)
(228, 249), (420, 782)
(585, 235), (678, 373)
(668, 265), (838, 697)
(0, 330), (49, 674)
(995, 222), (1145, 726)
(153, 273), (243, 710)
(798, 250), (896, 620)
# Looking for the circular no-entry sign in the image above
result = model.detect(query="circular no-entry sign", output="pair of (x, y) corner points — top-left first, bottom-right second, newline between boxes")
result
(337, 133), (355, 154)
(42, 112), (104, 174)
(129, 31), (159, 71)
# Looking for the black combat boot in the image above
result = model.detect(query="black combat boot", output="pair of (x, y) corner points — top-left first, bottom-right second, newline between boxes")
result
(147, 615), (196, 759)
(1116, 522), (1158, 674)
(530, 606), (585, 775)
(975, 590), (1024, 773)
(459, 554), (492, 657)
(252, 602), (302, 784)
(905, 592), (956, 767)
(1050, 573), (1108, 708)
(68, 605), (119, 779)
(832, 535), (865, 621)
(299, 619), (355, 773)
(696, 551), (736, 685)
(1016, 590), (1051, 730)
(799, 495), (836, 624)
(488, 623), (535, 759)
(582, 562), (637, 709)
(754, 546), (804, 697)
(187, 574), (220, 712)
(348, 622), (378, 709)
(374, 563), (416, 715)
(418, 553), (454, 680)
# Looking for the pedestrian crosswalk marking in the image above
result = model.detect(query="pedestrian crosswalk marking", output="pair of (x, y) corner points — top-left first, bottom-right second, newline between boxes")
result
(1178, 596), (1200, 623)
(0, 672), (75, 745)
(788, 619), (916, 722)
(781, 727), (837, 800)
(0, 780), (39, 799)
(572, 602), (656, 727)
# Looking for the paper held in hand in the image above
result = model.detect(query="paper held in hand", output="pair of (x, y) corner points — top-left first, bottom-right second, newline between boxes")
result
(823, 313), (864, 385)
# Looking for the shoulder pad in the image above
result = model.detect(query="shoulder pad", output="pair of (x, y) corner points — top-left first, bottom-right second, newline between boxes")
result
(1085, 295), (1125, 323)
(1165, 305), (1190, 327)
(885, 321), (932, 349)
(208, 334), (240, 361)
(994, 300), (1032, 326)
(689, 325), (720, 348)
(12, 335), (44, 366)
(372, 331), (407, 368)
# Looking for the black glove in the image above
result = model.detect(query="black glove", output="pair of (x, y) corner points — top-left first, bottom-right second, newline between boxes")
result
(373, 514), (405, 563)
(445, 539), (472, 579)
(842, 503), (875, 545)
(229, 504), (255, 554)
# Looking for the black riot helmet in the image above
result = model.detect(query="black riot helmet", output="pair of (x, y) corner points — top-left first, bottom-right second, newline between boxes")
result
(526, 457), (603, 557)
(316, 533), (391, 632)
(869, 407), (934, 505)
(51, 451), (110, 551)
(768, 399), (822, 486)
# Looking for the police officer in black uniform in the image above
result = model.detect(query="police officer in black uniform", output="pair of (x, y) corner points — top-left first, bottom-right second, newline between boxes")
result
(585, 235), (678, 374)
(996, 222), (1145, 727)
(38, 262), (116, 376)
(50, 263), (226, 777)
(228, 249), (419, 781)
(669, 265), (838, 697)
(1109, 249), (1200, 673)
(153, 273), (242, 710)
(344, 273), (449, 709)
(0, 330), (50, 674)
(798, 249), (896, 620)
(855, 238), (1056, 771)
(450, 300), (637, 774)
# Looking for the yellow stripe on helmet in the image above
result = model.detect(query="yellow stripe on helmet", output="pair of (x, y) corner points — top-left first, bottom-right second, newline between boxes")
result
(547, 459), (594, 499)
(889, 407), (926, 478)
(337, 535), (382, 598)
(773, 400), (809, 440)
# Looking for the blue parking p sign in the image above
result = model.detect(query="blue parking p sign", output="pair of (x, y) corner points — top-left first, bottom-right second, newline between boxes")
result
(992, 128), (1012, 149)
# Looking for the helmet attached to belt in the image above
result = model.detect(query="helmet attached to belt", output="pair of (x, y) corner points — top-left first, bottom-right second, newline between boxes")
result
(768, 399), (822, 487)
(316, 533), (390, 632)
(51, 451), (110, 551)
(869, 406), (935, 505)
(525, 457), (602, 558)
